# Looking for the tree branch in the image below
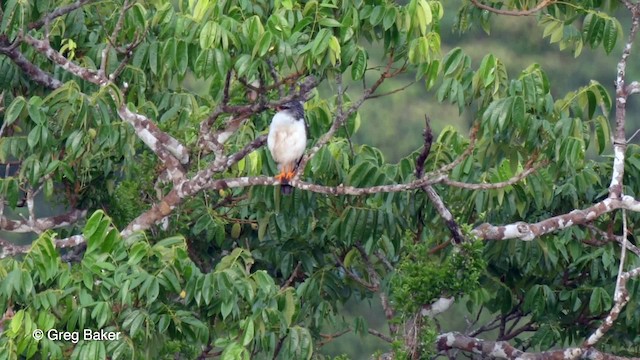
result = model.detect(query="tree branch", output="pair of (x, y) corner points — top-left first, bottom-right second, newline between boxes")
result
(318, 328), (351, 347)
(472, 195), (640, 241)
(295, 50), (400, 179)
(583, 223), (640, 258)
(437, 332), (637, 360)
(100, 0), (131, 79)
(443, 160), (547, 190)
(21, 33), (190, 180)
(335, 252), (378, 291)
(368, 328), (393, 343)
(0, 36), (62, 89)
(0, 208), (86, 234)
(116, 105), (189, 178)
(28, 0), (96, 30)
(0, 238), (30, 259)
(0, 231), (86, 259)
(198, 75), (316, 156)
(609, 4), (640, 198)
(469, 0), (556, 16)
(23, 34), (105, 85)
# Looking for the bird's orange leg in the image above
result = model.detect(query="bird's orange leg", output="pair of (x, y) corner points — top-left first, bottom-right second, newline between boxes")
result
(275, 164), (298, 183)
(275, 164), (291, 183)
(275, 167), (286, 182)
(284, 164), (296, 181)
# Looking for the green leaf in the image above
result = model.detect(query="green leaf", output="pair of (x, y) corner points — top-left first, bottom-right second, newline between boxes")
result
(27, 97), (45, 125)
(589, 287), (606, 314)
(443, 48), (463, 77)
(0, 0), (17, 33)
(149, 41), (159, 74)
(282, 289), (296, 326)
(241, 319), (254, 346)
(177, 41), (188, 75)
(351, 47), (367, 80)
(200, 21), (218, 49)
(4, 96), (26, 126)
(311, 28), (332, 57)
(84, 211), (105, 239)
(146, 277), (160, 303)
(602, 19), (618, 54)
(234, 54), (252, 77)
(163, 38), (177, 69)
(132, 3), (147, 28)
(221, 300), (234, 319)
(221, 342), (245, 360)
(369, 6), (385, 26)
(328, 35), (341, 66)
(594, 115), (610, 154)
(27, 125), (41, 149)
(10, 309), (24, 334)
(153, 236), (184, 248)
(319, 18), (342, 27)
(383, 7), (397, 30)
(253, 31), (272, 58)
(511, 96), (525, 125)
(411, 0), (432, 35)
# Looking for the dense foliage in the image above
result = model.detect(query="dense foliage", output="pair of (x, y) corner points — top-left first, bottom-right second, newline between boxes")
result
(0, 0), (639, 359)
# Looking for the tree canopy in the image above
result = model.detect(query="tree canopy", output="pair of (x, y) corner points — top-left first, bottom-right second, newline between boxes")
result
(1, 0), (640, 359)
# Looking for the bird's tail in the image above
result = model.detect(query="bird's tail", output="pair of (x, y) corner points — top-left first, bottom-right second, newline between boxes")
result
(281, 184), (293, 195)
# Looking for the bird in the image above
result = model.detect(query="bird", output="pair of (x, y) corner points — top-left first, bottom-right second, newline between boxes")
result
(267, 101), (308, 195)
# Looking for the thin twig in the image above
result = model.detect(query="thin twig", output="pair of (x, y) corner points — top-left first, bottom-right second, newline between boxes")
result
(469, 0), (555, 16)
(281, 262), (302, 289)
(29, 0), (96, 30)
(442, 160), (547, 190)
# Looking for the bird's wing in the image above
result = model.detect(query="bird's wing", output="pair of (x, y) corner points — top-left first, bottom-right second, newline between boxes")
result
(291, 119), (307, 161)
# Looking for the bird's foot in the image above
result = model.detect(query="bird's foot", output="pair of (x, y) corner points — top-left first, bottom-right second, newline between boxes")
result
(284, 169), (296, 181)
(275, 172), (287, 182)
(276, 166), (296, 183)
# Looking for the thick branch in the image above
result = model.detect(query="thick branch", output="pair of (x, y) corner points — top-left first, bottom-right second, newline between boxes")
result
(0, 39), (63, 89)
(23, 34), (105, 85)
(437, 332), (637, 359)
(609, 5), (640, 198)
(423, 185), (466, 243)
(0, 238), (30, 259)
(21, 33), (190, 178)
(472, 196), (640, 241)
(0, 208), (86, 233)
(0, 232), (86, 259)
(117, 105), (189, 174)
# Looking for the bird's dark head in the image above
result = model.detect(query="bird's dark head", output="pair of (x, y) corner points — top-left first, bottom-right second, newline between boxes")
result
(277, 101), (305, 120)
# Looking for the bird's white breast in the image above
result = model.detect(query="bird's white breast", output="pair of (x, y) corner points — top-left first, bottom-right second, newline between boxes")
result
(267, 112), (307, 166)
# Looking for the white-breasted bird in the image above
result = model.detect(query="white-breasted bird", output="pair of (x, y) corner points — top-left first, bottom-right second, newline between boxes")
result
(267, 101), (307, 195)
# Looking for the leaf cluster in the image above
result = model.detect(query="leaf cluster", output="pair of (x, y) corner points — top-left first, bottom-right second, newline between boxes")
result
(391, 240), (485, 315)
(0, 211), (308, 359)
